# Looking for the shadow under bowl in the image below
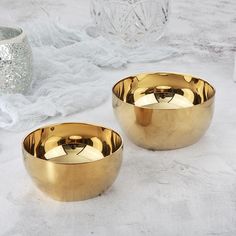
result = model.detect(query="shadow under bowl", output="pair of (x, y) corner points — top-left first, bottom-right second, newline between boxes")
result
(22, 122), (123, 201)
(112, 72), (215, 150)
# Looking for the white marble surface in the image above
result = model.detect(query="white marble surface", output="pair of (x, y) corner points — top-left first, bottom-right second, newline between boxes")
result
(0, 0), (236, 235)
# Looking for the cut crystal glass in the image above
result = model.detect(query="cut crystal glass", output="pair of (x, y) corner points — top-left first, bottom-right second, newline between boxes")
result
(90, 0), (170, 46)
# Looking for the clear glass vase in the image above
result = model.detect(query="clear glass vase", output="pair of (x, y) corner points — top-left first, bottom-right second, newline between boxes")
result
(90, 0), (170, 47)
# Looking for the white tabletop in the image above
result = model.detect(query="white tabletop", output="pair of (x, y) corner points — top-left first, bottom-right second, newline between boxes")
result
(0, 0), (236, 235)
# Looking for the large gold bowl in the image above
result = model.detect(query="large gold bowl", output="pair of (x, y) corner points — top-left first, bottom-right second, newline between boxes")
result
(23, 123), (123, 201)
(112, 72), (215, 150)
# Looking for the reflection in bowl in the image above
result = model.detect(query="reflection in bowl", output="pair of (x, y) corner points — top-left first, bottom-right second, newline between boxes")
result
(112, 72), (215, 150)
(22, 123), (123, 201)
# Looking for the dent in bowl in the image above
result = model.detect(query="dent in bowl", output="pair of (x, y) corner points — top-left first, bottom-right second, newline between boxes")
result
(112, 72), (215, 150)
(23, 123), (123, 201)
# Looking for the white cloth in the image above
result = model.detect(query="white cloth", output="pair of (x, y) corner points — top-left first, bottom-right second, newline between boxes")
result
(234, 54), (236, 82)
(0, 21), (178, 131)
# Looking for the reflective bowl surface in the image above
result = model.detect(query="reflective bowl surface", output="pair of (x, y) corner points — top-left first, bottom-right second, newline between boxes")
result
(23, 122), (123, 201)
(112, 72), (215, 150)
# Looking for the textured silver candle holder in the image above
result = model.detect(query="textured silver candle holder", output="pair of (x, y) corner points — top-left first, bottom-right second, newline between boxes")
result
(0, 26), (33, 94)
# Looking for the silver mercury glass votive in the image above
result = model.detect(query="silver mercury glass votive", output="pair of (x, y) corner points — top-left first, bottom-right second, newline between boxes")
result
(0, 26), (33, 94)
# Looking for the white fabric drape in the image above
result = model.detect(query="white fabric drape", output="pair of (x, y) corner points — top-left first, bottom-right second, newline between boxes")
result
(0, 21), (177, 130)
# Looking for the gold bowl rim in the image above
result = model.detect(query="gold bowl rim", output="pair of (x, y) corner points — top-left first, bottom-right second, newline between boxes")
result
(112, 71), (216, 110)
(22, 122), (123, 165)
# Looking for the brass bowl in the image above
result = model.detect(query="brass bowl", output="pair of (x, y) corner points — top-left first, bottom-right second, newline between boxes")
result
(22, 123), (123, 201)
(112, 72), (215, 150)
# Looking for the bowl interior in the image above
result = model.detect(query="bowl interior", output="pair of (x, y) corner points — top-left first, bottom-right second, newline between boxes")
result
(0, 27), (22, 41)
(23, 123), (122, 164)
(113, 73), (215, 109)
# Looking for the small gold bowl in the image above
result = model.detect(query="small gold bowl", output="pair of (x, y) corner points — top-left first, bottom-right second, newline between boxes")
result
(22, 123), (123, 201)
(112, 72), (215, 150)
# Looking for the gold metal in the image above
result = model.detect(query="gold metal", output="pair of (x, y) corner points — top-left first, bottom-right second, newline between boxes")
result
(22, 122), (123, 201)
(112, 72), (215, 150)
